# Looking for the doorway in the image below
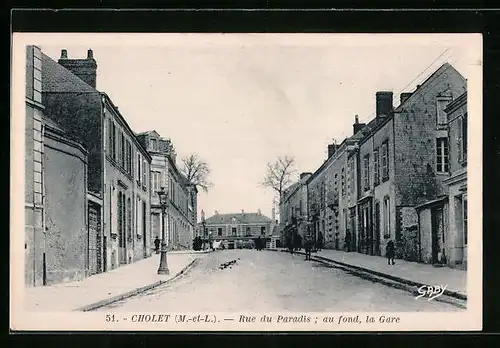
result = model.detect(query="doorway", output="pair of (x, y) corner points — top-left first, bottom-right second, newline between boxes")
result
(374, 202), (381, 256)
(431, 206), (445, 264)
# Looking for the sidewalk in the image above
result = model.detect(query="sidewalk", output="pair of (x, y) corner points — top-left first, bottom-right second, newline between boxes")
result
(25, 252), (202, 312)
(273, 248), (466, 299)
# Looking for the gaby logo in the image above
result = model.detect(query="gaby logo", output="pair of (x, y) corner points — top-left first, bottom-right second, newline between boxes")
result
(415, 285), (448, 301)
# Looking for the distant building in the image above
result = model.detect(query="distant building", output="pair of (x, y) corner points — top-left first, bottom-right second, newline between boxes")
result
(307, 137), (361, 251)
(137, 131), (197, 250)
(280, 173), (310, 249)
(201, 211), (273, 249)
(41, 48), (152, 273)
(25, 46), (89, 286)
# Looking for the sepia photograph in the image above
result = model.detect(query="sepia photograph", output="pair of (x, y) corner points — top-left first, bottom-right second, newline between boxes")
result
(10, 32), (482, 331)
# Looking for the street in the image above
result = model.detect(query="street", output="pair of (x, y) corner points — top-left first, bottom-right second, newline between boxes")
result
(98, 250), (461, 312)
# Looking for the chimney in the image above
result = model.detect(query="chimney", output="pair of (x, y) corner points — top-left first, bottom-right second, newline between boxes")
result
(214, 210), (218, 215)
(328, 143), (336, 158)
(300, 172), (312, 180)
(353, 114), (366, 135)
(400, 92), (412, 105)
(376, 91), (393, 118)
(241, 209), (245, 214)
(58, 48), (98, 89)
(258, 209), (261, 215)
(271, 207), (275, 220)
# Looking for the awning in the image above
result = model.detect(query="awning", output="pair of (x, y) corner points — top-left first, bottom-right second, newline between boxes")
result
(415, 196), (448, 211)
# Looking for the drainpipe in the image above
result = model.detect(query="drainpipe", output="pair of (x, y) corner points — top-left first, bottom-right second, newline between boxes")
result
(417, 208), (422, 263)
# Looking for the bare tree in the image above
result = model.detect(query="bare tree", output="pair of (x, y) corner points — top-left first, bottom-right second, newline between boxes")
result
(181, 154), (213, 193)
(260, 156), (296, 198)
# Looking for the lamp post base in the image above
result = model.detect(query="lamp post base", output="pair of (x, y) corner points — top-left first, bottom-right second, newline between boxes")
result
(157, 247), (169, 275)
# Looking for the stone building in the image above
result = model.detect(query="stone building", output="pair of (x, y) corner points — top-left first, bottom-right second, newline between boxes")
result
(136, 130), (197, 250)
(280, 173), (311, 248)
(442, 92), (467, 268)
(25, 46), (89, 286)
(306, 138), (361, 251)
(202, 211), (273, 249)
(41, 48), (152, 273)
(354, 63), (466, 262)
(417, 92), (468, 268)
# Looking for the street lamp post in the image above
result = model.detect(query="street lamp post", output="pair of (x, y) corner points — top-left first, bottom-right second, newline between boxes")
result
(157, 187), (170, 275)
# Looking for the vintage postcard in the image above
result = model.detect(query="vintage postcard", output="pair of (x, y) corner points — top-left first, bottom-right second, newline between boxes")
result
(10, 33), (482, 331)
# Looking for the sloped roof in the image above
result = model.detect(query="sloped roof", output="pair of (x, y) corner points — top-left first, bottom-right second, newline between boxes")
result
(205, 212), (272, 225)
(136, 130), (161, 137)
(42, 115), (66, 132)
(41, 53), (96, 93)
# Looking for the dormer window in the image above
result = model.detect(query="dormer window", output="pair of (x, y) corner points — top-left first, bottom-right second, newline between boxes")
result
(150, 138), (157, 151)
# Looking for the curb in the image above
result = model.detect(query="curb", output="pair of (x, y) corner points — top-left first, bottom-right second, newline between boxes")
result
(270, 249), (467, 308)
(75, 258), (200, 312)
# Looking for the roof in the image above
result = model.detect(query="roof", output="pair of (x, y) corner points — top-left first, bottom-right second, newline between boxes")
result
(42, 115), (66, 133)
(41, 53), (96, 93)
(205, 212), (273, 225)
(136, 130), (161, 137)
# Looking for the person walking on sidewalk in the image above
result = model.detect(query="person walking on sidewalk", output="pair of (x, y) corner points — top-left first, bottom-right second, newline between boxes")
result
(154, 236), (161, 254)
(386, 240), (395, 265)
(304, 236), (313, 261)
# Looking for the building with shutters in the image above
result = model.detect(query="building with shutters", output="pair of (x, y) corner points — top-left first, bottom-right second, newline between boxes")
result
(25, 46), (89, 287)
(40, 48), (152, 273)
(136, 131), (198, 250)
(201, 211), (273, 249)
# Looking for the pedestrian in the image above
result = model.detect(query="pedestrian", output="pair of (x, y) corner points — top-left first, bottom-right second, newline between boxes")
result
(386, 240), (395, 265)
(304, 236), (312, 261)
(154, 236), (161, 254)
(317, 232), (323, 252)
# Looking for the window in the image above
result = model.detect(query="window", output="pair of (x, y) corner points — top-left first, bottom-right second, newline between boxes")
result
(121, 133), (125, 168)
(463, 195), (468, 245)
(245, 226), (251, 236)
(341, 168), (346, 196)
(261, 226), (266, 235)
(152, 171), (161, 191)
(381, 141), (389, 181)
(218, 227), (223, 236)
(137, 154), (142, 183)
(373, 148), (380, 186)
(436, 98), (450, 125)
(461, 113), (468, 162)
(143, 160), (148, 188)
(436, 138), (449, 173)
(383, 196), (390, 238)
(363, 154), (370, 191)
(112, 122), (117, 161)
(349, 159), (355, 195)
(232, 227), (237, 236)
(150, 138), (157, 151)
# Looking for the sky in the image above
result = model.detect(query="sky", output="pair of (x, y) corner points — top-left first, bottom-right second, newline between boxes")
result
(36, 33), (479, 221)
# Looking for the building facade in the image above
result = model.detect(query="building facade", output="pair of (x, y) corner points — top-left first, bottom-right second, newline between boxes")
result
(278, 63), (467, 270)
(137, 131), (197, 251)
(355, 64), (466, 261)
(442, 92), (467, 268)
(280, 173), (310, 248)
(41, 48), (152, 273)
(202, 211), (273, 249)
(25, 46), (89, 287)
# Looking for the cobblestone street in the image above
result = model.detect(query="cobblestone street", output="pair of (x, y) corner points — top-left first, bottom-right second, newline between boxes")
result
(99, 250), (461, 312)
